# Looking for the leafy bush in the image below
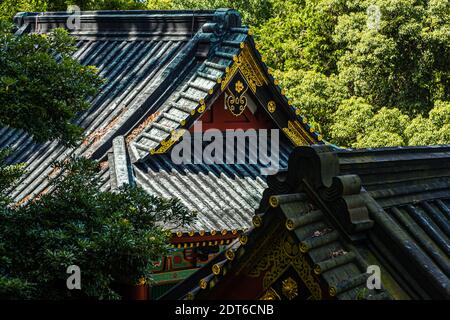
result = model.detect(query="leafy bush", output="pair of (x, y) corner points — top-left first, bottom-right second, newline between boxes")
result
(0, 22), (103, 145)
(0, 157), (195, 299)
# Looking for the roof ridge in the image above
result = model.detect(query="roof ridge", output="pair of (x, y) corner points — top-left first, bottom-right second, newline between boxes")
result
(13, 9), (242, 38)
(337, 144), (450, 156)
(16, 10), (217, 16)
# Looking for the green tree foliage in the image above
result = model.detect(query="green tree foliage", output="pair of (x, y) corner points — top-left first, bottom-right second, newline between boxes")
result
(4, 1), (448, 147)
(331, 98), (450, 147)
(0, 0), (196, 300)
(274, 69), (347, 134)
(0, 157), (195, 299)
(0, 1), (148, 20)
(140, 0), (450, 147)
(264, 0), (450, 147)
(334, 0), (450, 114)
(0, 0), (45, 21)
(157, 0), (273, 26)
(0, 22), (103, 145)
(0, 148), (32, 299)
(256, 0), (342, 74)
(0, 148), (24, 206)
(405, 100), (450, 145)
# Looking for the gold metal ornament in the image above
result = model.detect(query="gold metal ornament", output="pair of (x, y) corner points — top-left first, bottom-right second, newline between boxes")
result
(252, 215), (263, 227)
(235, 80), (244, 93)
(212, 264), (222, 275)
(185, 292), (194, 300)
(259, 288), (281, 300)
(225, 84), (248, 117)
(299, 242), (309, 253)
(197, 100), (206, 113)
(269, 196), (279, 207)
(239, 234), (248, 245)
(286, 219), (296, 231)
(199, 279), (208, 289)
(267, 100), (276, 113)
(282, 277), (299, 300)
(150, 128), (187, 155)
(329, 286), (337, 297)
(225, 249), (235, 261)
(314, 264), (322, 275)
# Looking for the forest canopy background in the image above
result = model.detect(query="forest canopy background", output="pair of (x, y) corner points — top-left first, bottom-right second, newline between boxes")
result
(1, 0), (449, 148)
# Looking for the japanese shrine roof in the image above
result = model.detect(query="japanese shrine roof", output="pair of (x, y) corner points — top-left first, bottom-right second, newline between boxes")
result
(1, 10), (319, 233)
(161, 145), (450, 300)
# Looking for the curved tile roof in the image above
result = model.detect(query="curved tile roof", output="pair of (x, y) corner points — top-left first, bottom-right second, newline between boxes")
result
(2, 9), (318, 233)
(132, 137), (293, 232)
(162, 145), (450, 300)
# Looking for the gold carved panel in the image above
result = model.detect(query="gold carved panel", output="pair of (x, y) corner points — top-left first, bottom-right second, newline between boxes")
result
(282, 120), (312, 146)
(221, 43), (268, 94)
(259, 287), (281, 300)
(247, 232), (322, 300)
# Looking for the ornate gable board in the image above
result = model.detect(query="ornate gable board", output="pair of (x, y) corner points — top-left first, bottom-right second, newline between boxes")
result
(220, 42), (268, 94)
(128, 24), (323, 163)
(218, 39), (321, 146)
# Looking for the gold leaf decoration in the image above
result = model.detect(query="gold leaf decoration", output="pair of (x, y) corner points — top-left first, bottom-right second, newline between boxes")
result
(247, 233), (322, 300)
(282, 120), (312, 146)
(259, 287), (281, 300)
(150, 128), (187, 155)
(235, 80), (244, 93)
(267, 100), (276, 113)
(282, 277), (298, 300)
(225, 84), (248, 117)
(221, 43), (267, 94)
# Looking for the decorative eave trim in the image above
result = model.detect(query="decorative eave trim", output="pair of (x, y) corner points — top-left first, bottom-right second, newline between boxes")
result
(170, 228), (242, 248)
